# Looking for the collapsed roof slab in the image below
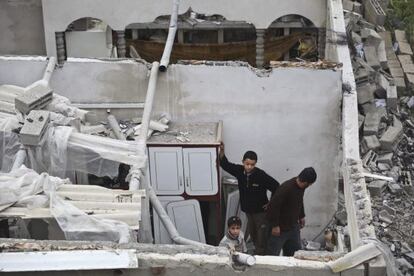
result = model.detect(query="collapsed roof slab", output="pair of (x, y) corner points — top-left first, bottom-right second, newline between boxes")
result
(0, 238), (365, 275)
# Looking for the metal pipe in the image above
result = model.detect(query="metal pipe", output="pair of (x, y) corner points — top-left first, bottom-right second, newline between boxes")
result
(11, 147), (27, 171)
(139, 62), (159, 142)
(159, 0), (179, 72)
(42, 57), (56, 84)
(107, 114), (126, 140)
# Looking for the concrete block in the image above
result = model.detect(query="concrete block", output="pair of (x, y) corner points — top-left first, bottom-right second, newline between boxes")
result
(397, 54), (413, 65)
(379, 118), (403, 151)
(375, 74), (390, 98)
(19, 110), (50, 146)
(386, 85), (398, 112)
(400, 171), (414, 195)
(389, 67), (404, 78)
(15, 84), (53, 114)
(387, 60), (401, 68)
(367, 180), (387, 197)
(362, 135), (381, 153)
(377, 163), (391, 171)
(357, 84), (375, 104)
(406, 74), (414, 91)
(398, 41), (414, 56)
(353, 2), (363, 14)
(362, 149), (378, 168)
(378, 209), (393, 224)
(343, 0), (354, 11)
(378, 41), (388, 69)
(388, 183), (403, 194)
(364, 111), (382, 135)
(401, 63), (414, 74)
(364, 45), (381, 69)
(393, 77), (407, 95)
(377, 152), (393, 166)
(395, 30), (408, 43)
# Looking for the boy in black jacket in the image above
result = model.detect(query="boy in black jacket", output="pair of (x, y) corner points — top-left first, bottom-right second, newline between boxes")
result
(219, 143), (279, 255)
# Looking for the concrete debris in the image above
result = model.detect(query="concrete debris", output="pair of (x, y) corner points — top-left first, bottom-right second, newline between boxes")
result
(348, 1), (414, 273)
(14, 85), (53, 114)
(363, 0), (386, 26)
(367, 180), (387, 197)
(361, 135), (381, 153)
(379, 117), (403, 151)
(19, 110), (50, 146)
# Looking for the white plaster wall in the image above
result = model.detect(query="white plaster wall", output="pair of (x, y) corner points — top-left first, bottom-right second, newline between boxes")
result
(0, 0), (46, 55)
(0, 57), (47, 87)
(153, 65), (342, 240)
(42, 0), (327, 57)
(50, 60), (148, 103)
(0, 58), (341, 240)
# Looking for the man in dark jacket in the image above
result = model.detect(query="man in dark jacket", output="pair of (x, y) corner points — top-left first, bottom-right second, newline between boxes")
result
(266, 167), (317, 256)
(219, 143), (279, 255)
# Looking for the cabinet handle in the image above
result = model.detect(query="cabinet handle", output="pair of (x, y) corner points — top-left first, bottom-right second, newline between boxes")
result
(179, 177), (183, 186)
(186, 177), (190, 187)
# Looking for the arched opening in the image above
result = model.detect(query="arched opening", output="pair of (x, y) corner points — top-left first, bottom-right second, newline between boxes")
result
(265, 14), (320, 63)
(125, 9), (258, 66)
(64, 17), (116, 59)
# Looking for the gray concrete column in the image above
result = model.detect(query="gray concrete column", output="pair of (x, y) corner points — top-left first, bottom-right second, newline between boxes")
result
(178, 29), (184, 44)
(283, 28), (290, 61)
(116, 30), (126, 58)
(55, 32), (66, 65)
(318, 28), (326, 60)
(256, 29), (265, 68)
(218, 29), (224, 44)
(131, 29), (139, 40)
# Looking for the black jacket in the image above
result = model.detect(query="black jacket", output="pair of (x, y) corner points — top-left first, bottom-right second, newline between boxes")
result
(220, 155), (279, 213)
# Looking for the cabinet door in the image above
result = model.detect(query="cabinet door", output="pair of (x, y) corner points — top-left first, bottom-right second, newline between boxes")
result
(153, 196), (184, 244)
(166, 199), (206, 243)
(148, 147), (184, 195)
(183, 148), (218, 196)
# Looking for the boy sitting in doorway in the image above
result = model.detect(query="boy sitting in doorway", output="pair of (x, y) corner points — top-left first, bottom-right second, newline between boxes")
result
(219, 216), (247, 253)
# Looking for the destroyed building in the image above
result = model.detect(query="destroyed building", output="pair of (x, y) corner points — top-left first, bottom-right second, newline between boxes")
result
(0, 0), (413, 275)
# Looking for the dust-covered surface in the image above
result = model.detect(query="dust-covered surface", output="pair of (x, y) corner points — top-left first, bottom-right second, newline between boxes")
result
(147, 122), (220, 145)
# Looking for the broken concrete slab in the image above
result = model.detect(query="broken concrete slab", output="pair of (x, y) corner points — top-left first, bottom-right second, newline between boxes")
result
(19, 110), (50, 146)
(362, 135), (381, 153)
(357, 83), (375, 104)
(15, 85), (53, 114)
(367, 180), (387, 197)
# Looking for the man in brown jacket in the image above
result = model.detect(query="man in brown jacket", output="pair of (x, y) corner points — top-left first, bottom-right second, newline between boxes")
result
(266, 167), (317, 256)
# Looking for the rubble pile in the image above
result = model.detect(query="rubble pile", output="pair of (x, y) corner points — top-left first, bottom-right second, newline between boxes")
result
(343, 0), (414, 273)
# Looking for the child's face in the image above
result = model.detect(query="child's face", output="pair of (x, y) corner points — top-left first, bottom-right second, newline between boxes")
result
(242, 159), (256, 174)
(229, 224), (241, 237)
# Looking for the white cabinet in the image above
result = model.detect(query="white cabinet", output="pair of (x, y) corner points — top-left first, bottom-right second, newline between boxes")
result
(148, 147), (218, 196)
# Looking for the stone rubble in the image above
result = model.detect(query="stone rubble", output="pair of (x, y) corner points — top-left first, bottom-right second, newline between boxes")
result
(343, 0), (414, 274)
